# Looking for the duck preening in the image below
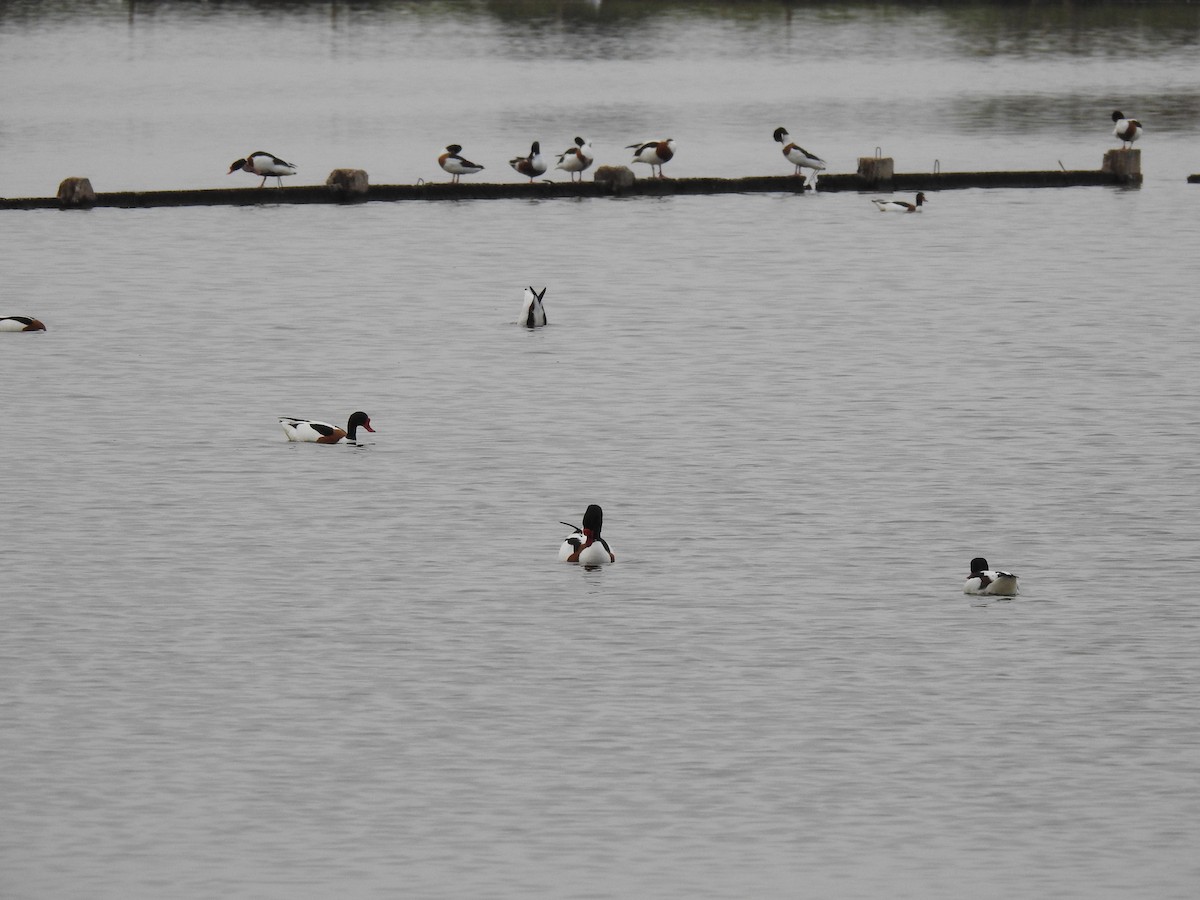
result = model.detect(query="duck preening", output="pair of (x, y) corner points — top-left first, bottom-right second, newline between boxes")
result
(555, 136), (595, 182)
(0, 316), (47, 332)
(773, 127), (826, 188)
(872, 192), (927, 212)
(509, 141), (548, 182)
(521, 287), (547, 328)
(963, 557), (1019, 596)
(279, 411), (375, 444)
(1111, 110), (1142, 148)
(558, 504), (616, 565)
(439, 144), (485, 183)
(228, 151), (298, 188)
(627, 138), (675, 178)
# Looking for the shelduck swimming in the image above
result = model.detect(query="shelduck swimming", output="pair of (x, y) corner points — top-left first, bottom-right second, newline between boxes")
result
(627, 139), (675, 178)
(558, 504), (616, 565)
(279, 411), (374, 444)
(773, 127), (826, 188)
(963, 557), (1019, 596)
(228, 151), (298, 188)
(555, 136), (594, 182)
(521, 287), (548, 328)
(439, 144), (484, 183)
(0, 316), (46, 332)
(872, 192), (927, 212)
(1111, 110), (1142, 148)
(509, 141), (548, 182)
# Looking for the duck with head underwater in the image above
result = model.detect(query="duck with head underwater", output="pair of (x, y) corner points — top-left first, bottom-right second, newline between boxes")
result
(521, 287), (547, 328)
(559, 504), (616, 565)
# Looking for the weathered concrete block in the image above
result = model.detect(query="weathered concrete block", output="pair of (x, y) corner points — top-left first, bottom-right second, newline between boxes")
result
(57, 177), (96, 207)
(594, 165), (635, 193)
(326, 168), (369, 198)
(1102, 149), (1142, 184)
(857, 156), (894, 187)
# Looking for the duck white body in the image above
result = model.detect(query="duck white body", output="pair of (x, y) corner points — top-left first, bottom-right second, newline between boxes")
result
(279, 411), (374, 444)
(521, 287), (547, 328)
(963, 557), (1019, 596)
(0, 316), (46, 332)
(627, 139), (675, 178)
(555, 137), (595, 182)
(872, 192), (927, 212)
(509, 141), (548, 182)
(228, 151), (297, 187)
(559, 505), (615, 565)
(439, 144), (485, 183)
(1112, 110), (1142, 148)
(773, 127), (826, 188)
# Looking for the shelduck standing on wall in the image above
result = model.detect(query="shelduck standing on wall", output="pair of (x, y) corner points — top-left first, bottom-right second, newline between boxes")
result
(0, 316), (46, 332)
(555, 137), (595, 182)
(627, 139), (675, 178)
(279, 412), (375, 444)
(558, 504), (616, 565)
(439, 145), (485, 183)
(509, 141), (548, 182)
(872, 192), (927, 212)
(1111, 110), (1142, 148)
(963, 557), (1019, 596)
(228, 151), (298, 188)
(772, 127), (826, 188)
(521, 287), (547, 328)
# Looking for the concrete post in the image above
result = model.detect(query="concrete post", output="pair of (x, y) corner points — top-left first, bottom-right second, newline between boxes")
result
(1102, 149), (1142, 184)
(326, 169), (369, 198)
(57, 177), (96, 207)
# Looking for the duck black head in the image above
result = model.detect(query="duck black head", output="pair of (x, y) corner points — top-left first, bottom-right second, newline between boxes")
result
(582, 504), (604, 534)
(445, 144), (463, 154)
(1111, 110), (1125, 122)
(773, 127), (789, 143)
(970, 557), (989, 574)
(347, 411), (375, 437)
(228, 158), (248, 174)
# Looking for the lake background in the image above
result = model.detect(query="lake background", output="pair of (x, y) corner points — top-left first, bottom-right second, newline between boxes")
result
(2, 2), (1199, 899)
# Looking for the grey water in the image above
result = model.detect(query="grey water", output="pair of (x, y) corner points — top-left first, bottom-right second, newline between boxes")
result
(2, 2), (1199, 899)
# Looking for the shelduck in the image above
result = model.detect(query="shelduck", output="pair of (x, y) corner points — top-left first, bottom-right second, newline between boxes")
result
(627, 139), (675, 178)
(558, 504), (616, 565)
(279, 411), (375, 444)
(1111, 110), (1142, 148)
(872, 192), (927, 212)
(773, 127), (826, 188)
(509, 141), (548, 182)
(555, 137), (595, 182)
(963, 557), (1019, 596)
(0, 316), (46, 332)
(521, 287), (547, 328)
(228, 151), (298, 188)
(439, 144), (485, 183)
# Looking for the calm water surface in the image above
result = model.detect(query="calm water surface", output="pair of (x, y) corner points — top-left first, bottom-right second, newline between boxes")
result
(3, 3), (1199, 899)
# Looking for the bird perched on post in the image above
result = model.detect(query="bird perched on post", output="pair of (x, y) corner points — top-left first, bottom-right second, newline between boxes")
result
(627, 139), (675, 178)
(555, 137), (595, 182)
(1111, 110), (1142, 148)
(228, 151), (298, 188)
(773, 127), (826, 188)
(439, 144), (485, 183)
(509, 141), (548, 182)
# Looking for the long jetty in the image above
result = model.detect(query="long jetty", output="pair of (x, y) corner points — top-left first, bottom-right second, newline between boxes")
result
(1, 151), (1143, 211)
